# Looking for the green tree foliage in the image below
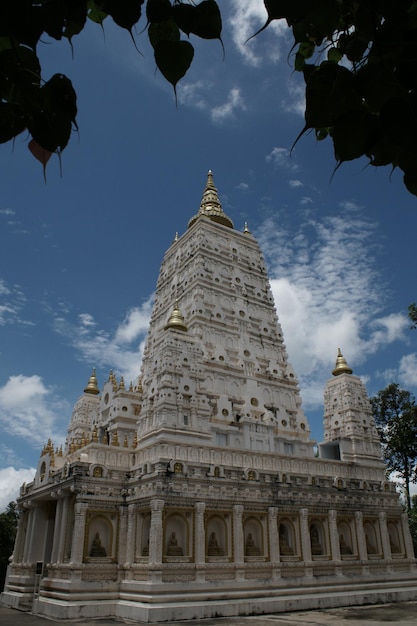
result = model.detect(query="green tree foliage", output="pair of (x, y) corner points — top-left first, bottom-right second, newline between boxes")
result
(408, 302), (417, 329)
(0, 0), (222, 173)
(409, 495), (417, 556)
(371, 383), (417, 511)
(3, 0), (417, 195)
(0, 502), (18, 591)
(249, 0), (417, 196)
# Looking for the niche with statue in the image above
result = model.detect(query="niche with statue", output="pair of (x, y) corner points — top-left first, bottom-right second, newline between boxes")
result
(387, 520), (404, 557)
(206, 514), (229, 561)
(136, 512), (151, 560)
(85, 513), (115, 562)
(309, 519), (328, 559)
(364, 520), (382, 559)
(243, 516), (265, 560)
(278, 519), (298, 561)
(337, 520), (356, 559)
(164, 513), (191, 562)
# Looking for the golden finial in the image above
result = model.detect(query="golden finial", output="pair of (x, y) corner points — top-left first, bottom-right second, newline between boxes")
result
(332, 348), (353, 376)
(174, 231), (179, 242)
(119, 376), (125, 391)
(133, 432), (138, 448)
(188, 170), (234, 230)
(111, 431), (120, 446)
(136, 378), (143, 393)
(108, 369), (114, 381)
(243, 222), (251, 234)
(84, 368), (100, 395)
(129, 381), (133, 391)
(58, 445), (63, 457)
(91, 424), (98, 443)
(69, 440), (75, 454)
(165, 300), (188, 332)
(123, 434), (129, 448)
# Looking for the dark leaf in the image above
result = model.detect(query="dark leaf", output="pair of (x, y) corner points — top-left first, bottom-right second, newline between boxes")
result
(192, 0), (222, 40)
(172, 3), (196, 36)
(332, 109), (379, 163)
(146, 0), (172, 24)
(100, 0), (144, 31)
(41, 74), (77, 123)
(0, 102), (26, 143)
(87, 0), (109, 25)
(28, 111), (72, 153)
(148, 19), (180, 50)
(154, 39), (194, 89)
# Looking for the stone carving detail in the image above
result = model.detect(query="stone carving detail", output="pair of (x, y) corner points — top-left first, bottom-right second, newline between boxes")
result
(167, 532), (183, 556)
(90, 532), (106, 557)
(207, 531), (224, 556)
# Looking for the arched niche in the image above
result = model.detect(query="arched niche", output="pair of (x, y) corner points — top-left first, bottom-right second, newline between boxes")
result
(206, 514), (228, 560)
(136, 512), (151, 560)
(278, 519), (297, 560)
(243, 516), (264, 559)
(309, 519), (327, 557)
(164, 512), (190, 561)
(337, 520), (354, 557)
(387, 520), (403, 556)
(363, 520), (381, 557)
(85, 514), (114, 562)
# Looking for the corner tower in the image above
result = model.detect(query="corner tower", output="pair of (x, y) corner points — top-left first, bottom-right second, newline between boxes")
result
(320, 349), (382, 465)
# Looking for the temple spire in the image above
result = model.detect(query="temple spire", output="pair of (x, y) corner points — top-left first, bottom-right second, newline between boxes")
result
(84, 368), (100, 395)
(332, 348), (353, 376)
(188, 170), (234, 229)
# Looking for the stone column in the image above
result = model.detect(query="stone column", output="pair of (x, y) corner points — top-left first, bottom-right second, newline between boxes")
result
(195, 502), (206, 564)
(57, 496), (69, 563)
(379, 512), (391, 560)
(13, 509), (28, 563)
(70, 502), (88, 565)
(401, 512), (416, 560)
(233, 505), (244, 564)
(50, 497), (64, 564)
(23, 505), (35, 562)
(300, 508), (311, 562)
(125, 504), (137, 565)
(355, 511), (367, 560)
(149, 499), (164, 565)
(328, 510), (341, 561)
(268, 507), (280, 562)
(118, 504), (129, 564)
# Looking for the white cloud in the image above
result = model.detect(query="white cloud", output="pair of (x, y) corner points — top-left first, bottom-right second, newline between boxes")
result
(266, 146), (299, 171)
(256, 210), (406, 409)
(54, 295), (154, 385)
(0, 375), (67, 446)
(115, 298), (154, 343)
(210, 88), (246, 123)
(237, 182), (249, 190)
(289, 180), (303, 188)
(0, 208), (15, 216)
(229, 0), (288, 66)
(398, 353), (417, 388)
(282, 78), (305, 116)
(0, 467), (36, 512)
(0, 280), (31, 326)
(177, 80), (212, 110)
(369, 313), (408, 346)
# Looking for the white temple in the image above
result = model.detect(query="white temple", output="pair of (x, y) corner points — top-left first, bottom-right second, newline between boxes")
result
(2, 172), (417, 622)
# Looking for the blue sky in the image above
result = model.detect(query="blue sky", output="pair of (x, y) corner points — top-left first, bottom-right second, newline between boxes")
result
(1, 1), (417, 510)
